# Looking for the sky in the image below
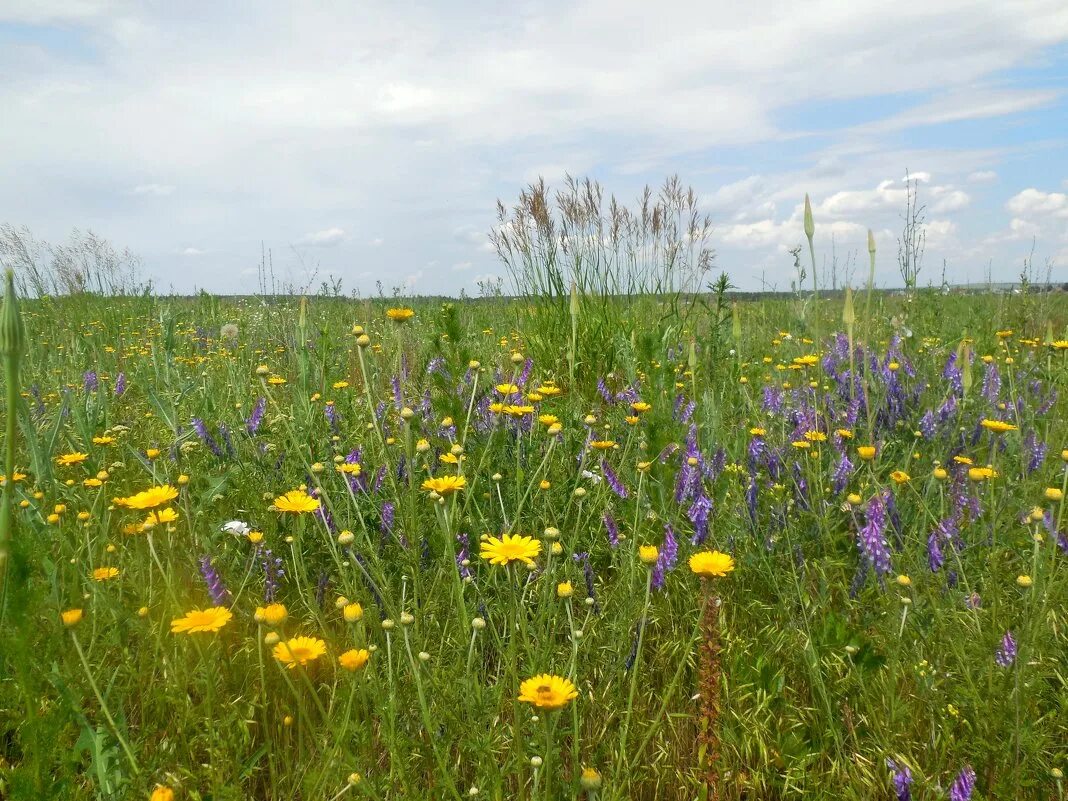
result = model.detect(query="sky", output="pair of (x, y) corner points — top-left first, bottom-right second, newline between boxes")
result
(1, 0), (1067, 296)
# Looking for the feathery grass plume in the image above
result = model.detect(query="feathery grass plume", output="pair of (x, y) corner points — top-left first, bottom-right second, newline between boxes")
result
(0, 269), (26, 589)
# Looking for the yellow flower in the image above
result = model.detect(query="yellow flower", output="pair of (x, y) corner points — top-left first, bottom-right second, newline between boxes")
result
(890, 470), (911, 484)
(556, 581), (573, 598)
(143, 507), (179, 527)
(0, 470), (27, 484)
(631, 401), (651, 413)
(92, 567), (120, 581)
(638, 545), (659, 564)
(1044, 487), (1063, 502)
(61, 608), (84, 627)
(421, 475), (467, 496)
(332, 380), (350, 389)
(980, 418), (1017, 434)
(1016, 575), (1032, 588)
(517, 674), (578, 710)
(580, 767), (603, 791)
(267, 375), (287, 385)
(589, 440), (616, 450)
(273, 636), (327, 668)
(749, 427), (766, 437)
(967, 466), (998, 482)
(170, 606), (233, 634)
(343, 602), (364, 623)
(114, 484), (179, 510)
(495, 383), (520, 395)
(857, 445), (876, 461)
(804, 431), (827, 442)
(538, 414), (559, 426)
(791, 440), (811, 450)
(335, 462), (362, 476)
(272, 489), (320, 513)
(56, 452), (89, 467)
(338, 648), (371, 671)
(688, 551), (735, 578)
(480, 533), (542, 567)
(145, 448), (160, 459)
(150, 787), (175, 801)
(836, 429), (854, 439)
(255, 603), (288, 626)
(386, 307), (414, 322)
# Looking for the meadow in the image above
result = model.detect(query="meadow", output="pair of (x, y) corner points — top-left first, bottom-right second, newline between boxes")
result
(0, 234), (1067, 800)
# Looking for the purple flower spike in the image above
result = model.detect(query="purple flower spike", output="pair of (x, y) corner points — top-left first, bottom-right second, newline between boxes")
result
(885, 759), (912, 801)
(995, 630), (1016, 667)
(199, 555), (230, 606)
(949, 766), (975, 801)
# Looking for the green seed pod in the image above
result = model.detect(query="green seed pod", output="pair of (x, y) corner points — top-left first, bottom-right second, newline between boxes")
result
(842, 286), (855, 327)
(803, 194), (814, 240)
(0, 271), (26, 359)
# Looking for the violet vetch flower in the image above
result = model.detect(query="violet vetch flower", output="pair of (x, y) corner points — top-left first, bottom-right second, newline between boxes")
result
(315, 572), (331, 608)
(456, 533), (473, 580)
(83, 370), (98, 392)
(573, 552), (600, 614)
(832, 454), (853, 495)
(199, 555), (230, 606)
(949, 766), (975, 801)
(245, 396), (266, 436)
(1023, 430), (1046, 474)
(380, 501), (395, 535)
(652, 524), (678, 591)
(261, 549), (284, 602)
(995, 630), (1017, 667)
(218, 423), (235, 458)
(192, 418), (223, 457)
(981, 362), (1001, 403)
(602, 460), (628, 498)
(325, 402), (340, 434)
(885, 759), (912, 801)
(114, 371), (127, 397)
(603, 512), (620, 548)
(688, 493), (712, 545)
(857, 492), (892, 580)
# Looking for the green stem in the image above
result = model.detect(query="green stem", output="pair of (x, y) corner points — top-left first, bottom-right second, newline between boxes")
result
(71, 632), (141, 774)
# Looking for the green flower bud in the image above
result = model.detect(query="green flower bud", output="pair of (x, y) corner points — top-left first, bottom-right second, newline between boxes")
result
(0, 271), (26, 359)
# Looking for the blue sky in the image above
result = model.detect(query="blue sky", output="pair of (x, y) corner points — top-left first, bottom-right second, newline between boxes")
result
(1, 1), (1067, 295)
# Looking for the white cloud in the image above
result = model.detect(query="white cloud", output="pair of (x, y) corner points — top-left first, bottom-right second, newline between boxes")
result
(930, 188), (971, 213)
(131, 183), (174, 197)
(297, 227), (346, 247)
(179, 246), (205, 256)
(1006, 188), (1068, 219)
(452, 261), (473, 271)
(968, 170), (998, 183)
(1, 2), (1066, 293)
(370, 238), (384, 247)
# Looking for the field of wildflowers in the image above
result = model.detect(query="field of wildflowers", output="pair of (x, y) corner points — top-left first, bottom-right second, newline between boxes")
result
(1, 259), (1067, 799)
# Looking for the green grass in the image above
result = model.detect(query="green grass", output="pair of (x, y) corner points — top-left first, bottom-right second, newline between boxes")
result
(0, 286), (1066, 800)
